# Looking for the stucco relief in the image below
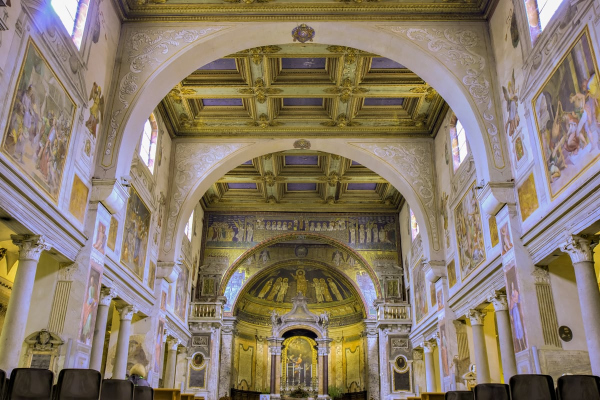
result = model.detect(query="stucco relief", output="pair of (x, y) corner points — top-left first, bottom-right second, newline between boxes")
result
(379, 26), (505, 169)
(100, 26), (231, 168)
(351, 142), (439, 251)
(162, 142), (251, 253)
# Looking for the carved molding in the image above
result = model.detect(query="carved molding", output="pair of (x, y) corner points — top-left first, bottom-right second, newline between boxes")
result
(487, 291), (508, 311)
(351, 141), (439, 251)
(379, 26), (504, 168)
(162, 142), (251, 253)
(100, 26), (232, 168)
(117, 304), (137, 321)
(531, 266), (551, 285)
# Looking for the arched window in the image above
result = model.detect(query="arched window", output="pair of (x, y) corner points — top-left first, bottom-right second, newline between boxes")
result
(184, 211), (194, 241)
(50, 0), (90, 49)
(450, 117), (468, 172)
(410, 209), (419, 241)
(524, 0), (566, 45)
(139, 113), (158, 174)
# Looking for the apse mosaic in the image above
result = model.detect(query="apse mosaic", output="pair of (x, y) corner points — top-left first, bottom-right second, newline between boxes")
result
(205, 212), (398, 251)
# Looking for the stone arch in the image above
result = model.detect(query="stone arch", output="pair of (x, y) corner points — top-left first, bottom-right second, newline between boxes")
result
(98, 22), (510, 261)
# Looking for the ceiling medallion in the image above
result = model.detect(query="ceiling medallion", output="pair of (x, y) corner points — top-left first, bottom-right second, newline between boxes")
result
(292, 24), (315, 43)
(293, 139), (311, 149)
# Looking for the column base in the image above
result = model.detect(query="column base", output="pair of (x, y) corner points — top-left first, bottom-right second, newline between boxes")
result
(317, 395), (331, 400)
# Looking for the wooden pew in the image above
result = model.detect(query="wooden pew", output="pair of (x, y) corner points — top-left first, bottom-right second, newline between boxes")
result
(406, 397), (421, 400)
(154, 388), (181, 400)
(181, 394), (195, 400)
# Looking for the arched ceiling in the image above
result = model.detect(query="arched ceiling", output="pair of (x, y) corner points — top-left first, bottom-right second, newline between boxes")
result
(201, 150), (404, 213)
(234, 261), (365, 327)
(158, 44), (449, 137)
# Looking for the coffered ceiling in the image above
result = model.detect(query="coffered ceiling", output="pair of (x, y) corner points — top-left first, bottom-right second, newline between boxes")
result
(117, 0), (495, 22)
(159, 44), (450, 138)
(200, 150), (404, 213)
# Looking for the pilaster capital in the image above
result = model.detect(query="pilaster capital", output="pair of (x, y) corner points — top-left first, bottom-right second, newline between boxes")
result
(467, 309), (486, 326)
(11, 234), (51, 262)
(57, 262), (77, 281)
(166, 337), (181, 350)
(91, 178), (130, 214)
(487, 291), (508, 311)
(221, 320), (237, 335)
(364, 322), (379, 338)
(424, 260), (446, 283)
(561, 235), (599, 264)
(531, 266), (550, 285)
(99, 287), (118, 306)
(117, 304), (137, 321)
(421, 339), (436, 353)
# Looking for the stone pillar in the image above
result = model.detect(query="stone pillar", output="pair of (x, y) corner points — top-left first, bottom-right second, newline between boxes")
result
(316, 338), (332, 399)
(365, 324), (380, 400)
(423, 340), (437, 392)
(0, 235), (50, 373)
(378, 330), (390, 400)
(468, 310), (491, 384)
(164, 337), (180, 388)
(488, 292), (517, 380)
(89, 287), (117, 372)
(561, 235), (600, 375)
(268, 337), (283, 399)
(218, 321), (236, 398)
(113, 305), (137, 379)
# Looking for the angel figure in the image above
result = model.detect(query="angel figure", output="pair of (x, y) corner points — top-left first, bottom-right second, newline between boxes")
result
(503, 70), (520, 137)
(86, 82), (104, 138)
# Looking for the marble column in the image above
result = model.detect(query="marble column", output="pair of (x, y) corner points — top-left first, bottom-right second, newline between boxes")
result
(164, 337), (181, 388)
(468, 310), (491, 384)
(561, 235), (600, 375)
(365, 324), (380, 400)
(316, 338), (332, 399)
(218, 321), (236, 398)
(0, 235), (50, 373)
(488, 292), (517, 380)
(113, 305), (137, 379)
(268, 337), (283, 399)
(90, 287), (117, 372)
(423, 340), (437, 392)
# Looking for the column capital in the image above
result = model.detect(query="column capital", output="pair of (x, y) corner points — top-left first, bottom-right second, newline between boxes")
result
(421, 340), (436, 353)
(57, 262), (77, 281)
(11, 234), (51, 261)
(166, 337), (181, 350)
(468, 309), (487, 326)
(531, 266), (550, 285)
(488, 292), (509, 311)
(561, 234), (599, 263)
(99, 287), (118, 306)
(117, 304), (137, 321)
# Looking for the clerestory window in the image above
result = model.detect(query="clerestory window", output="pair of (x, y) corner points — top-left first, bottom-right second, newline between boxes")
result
(523, 0), (567, 45)
(139, 113), (158, 174)
(50, 0), (90, 49)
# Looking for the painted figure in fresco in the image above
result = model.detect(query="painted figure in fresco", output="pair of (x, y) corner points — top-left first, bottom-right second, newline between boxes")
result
(260, 250), (270, 264)
(233, 220), (246, 242)
(359, 225), (365, 244)
(372, 224), (379, 243)
(320, 278), (333, 302)
(379, 226), (387, 243)
(349, 225), (356, 244)
(309, 222), (315, 231)
(502, 70), (520, 137)
(93, 222), (107, 253)
(328, 278), (343, 301)
(510, 282), (526, 352)
(313, 278), (324, 302)
(366, 223), (372, 243)
(293, 269), (308, 295)
(266, 221), (272, 230)
(332, 250), (344, 267)
(440, 327), (449, 377)
(276, 278), (289, 303)
(258, 279), (273, 299)
(246, 223), (254, 242)
(501, 224), (513, 254)
(85, 82), (104, 138)
(80, 271), (99, 344)
(266, 278), (283, 301)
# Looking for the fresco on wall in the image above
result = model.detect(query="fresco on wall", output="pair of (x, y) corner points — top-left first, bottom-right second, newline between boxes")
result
(1, 40), (76, 202)
(121, 187), (151, 278)
(148, 261), (156, 291)
(68, 174), (89, 223)
(79, 265), (101, 345)
(454, 183), (486, 280)
(85, 82), (104, 138)
(107, 216), (118, 251)
(439, 319), (450, 377)
(517, 173), (539, 221)
(505, 262), (527, 353)
(205, 212), (397, 251)
(175, 263), (189, 321)
(154, 319), (164, 372)
(489, 216), (499, 248)
(93, 221), (107, 254)
(533, 29), (600, 199)
(500, 222), (514, 255)
(503, 70), (521, 138)
(447, 260), (457, 288)
(413, 261), (428, 323)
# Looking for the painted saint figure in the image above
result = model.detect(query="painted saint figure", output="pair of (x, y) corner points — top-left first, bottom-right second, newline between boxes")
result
(313, 278), (324, 303)
(267, 278), (283, 301)
(258, 279), (273, 299)
(509, 282), (527, 352)
(320, 278), (333, 302)
(293, 269), (308, 295)
(276, 278), (289, 303)
(328, 278), (344, 301)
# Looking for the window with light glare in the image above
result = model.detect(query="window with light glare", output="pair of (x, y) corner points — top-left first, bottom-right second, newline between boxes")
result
(523, 0), (566, 45)
(451, 119), (469, 172)
(184, 211), (194, 241)
(50, 0), (90, 49)
(139, 114), (158, 174)
(410, 209), (419, 241)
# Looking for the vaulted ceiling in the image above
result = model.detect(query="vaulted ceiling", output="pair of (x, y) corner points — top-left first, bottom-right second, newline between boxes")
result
(116, 0), (495, 22)
(159, 44), (449, 138)
(200, 150), (404, 213)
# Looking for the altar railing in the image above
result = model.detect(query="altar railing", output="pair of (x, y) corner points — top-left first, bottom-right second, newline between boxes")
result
(377, 303), (411, 321)
(189, 302), (223, 320)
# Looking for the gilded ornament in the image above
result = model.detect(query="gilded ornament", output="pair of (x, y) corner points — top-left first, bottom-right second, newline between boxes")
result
(179, 113), (205, 128)
(317, 172), (350, 187)
(321, 113), (360, 127)
(169, 85), (196, 104)
(247, 114), (283, 128)
(236, 46), (282, 65)
(293, 139), (311, 149)
(324, 78), (368, 103)
(412, 113), (427, 128)
(222, 0), (273, 3)
(326, 46), (360, 64)
(254, 171), (286, 187)
(409, 86), (437, 102)
(292, 24), (315, 43)
(239, 78), (282, 104)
